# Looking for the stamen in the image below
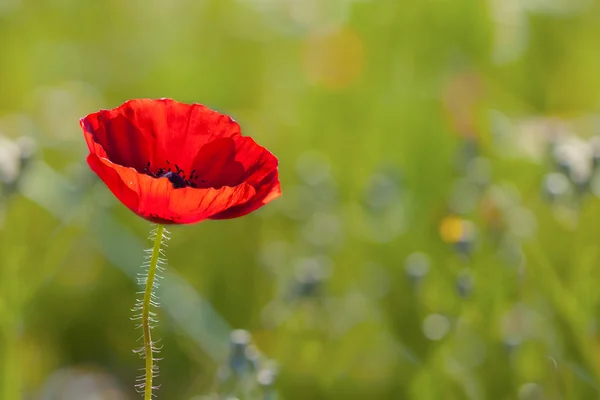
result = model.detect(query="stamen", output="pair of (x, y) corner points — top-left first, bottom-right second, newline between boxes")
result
(143, 160), (202, 189)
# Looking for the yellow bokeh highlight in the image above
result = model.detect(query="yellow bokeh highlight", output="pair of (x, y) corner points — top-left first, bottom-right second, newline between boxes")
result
(440, 215), (464, 243)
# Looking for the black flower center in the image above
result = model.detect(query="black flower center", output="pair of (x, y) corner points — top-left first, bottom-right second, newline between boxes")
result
(161, 171), (187, 188)
(143, 160), (204, 189)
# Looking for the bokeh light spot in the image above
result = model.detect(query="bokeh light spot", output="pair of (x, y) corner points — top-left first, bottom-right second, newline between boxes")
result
(423, 314), (451, 341)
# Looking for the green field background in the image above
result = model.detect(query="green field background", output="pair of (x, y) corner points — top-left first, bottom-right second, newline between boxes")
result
(2, 0), (600, 399)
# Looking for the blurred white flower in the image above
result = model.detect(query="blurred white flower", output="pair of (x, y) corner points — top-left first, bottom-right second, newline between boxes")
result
(0, 134), (22, 185)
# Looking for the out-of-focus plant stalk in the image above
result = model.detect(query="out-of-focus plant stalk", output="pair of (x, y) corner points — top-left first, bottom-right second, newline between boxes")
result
(1, 250), (21, 400)
(1, 317), (20, 400)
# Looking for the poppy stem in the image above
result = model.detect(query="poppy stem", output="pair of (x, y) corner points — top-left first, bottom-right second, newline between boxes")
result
(140, 224), (165, 400)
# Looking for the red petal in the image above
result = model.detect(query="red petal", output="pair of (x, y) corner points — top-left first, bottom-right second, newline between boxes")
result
(87, 154), (140, 212)
(210, 170), (281, 219)
(209, 136), (281, 219)
(82, 99), (242, 172)
(82, 113), (151, 171)
(87, 154), (256, 224)
(189, 138), (246, 188)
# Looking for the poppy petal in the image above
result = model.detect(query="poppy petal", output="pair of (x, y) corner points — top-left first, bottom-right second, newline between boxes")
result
(82, 113), (152, 172)
(210, 170), (281, 219)
(87, 153), (140, 213)
(189, 138), (246, 188)
(87, 154), (256, 224)
(229, 136), (279, 186)
(82, 99), (242, 172)
(209, 136), (281, 219)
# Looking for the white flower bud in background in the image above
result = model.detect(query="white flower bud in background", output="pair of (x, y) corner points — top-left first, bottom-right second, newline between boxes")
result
(553, 135), (594, 186)
(16, 135), (36, 163)
(0, 134), (21, 185)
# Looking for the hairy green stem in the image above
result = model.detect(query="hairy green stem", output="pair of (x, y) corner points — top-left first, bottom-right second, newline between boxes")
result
(142, 224), (164, 400)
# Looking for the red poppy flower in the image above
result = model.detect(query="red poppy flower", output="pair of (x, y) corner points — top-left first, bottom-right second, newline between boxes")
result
(80, 98), (281, 224)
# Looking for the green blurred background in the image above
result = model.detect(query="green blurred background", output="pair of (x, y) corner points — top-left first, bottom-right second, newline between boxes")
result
(2, 0), (600, 399)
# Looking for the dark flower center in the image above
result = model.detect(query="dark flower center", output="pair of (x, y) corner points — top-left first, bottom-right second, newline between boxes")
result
(143, 160), (204, 189)
(161, 171), (187, 188)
